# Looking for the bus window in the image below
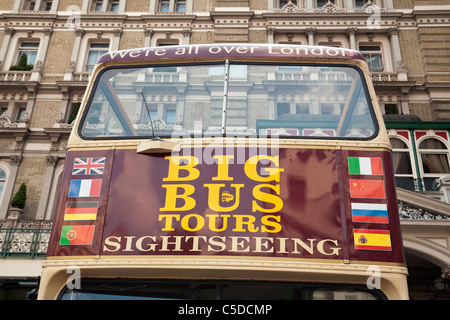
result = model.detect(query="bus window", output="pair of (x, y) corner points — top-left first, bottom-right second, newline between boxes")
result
(59, 279), (385, 300)
(79, 63), (376, 140)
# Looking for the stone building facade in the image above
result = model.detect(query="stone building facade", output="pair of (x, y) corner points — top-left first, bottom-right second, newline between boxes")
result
(0, 0), (449, 299)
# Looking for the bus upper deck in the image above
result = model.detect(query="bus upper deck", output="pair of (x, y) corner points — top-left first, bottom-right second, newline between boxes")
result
(38, 44), (408, 300)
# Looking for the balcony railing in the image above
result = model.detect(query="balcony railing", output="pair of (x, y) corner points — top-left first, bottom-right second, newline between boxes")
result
(72, 72), (91, 82)
(0, 71), (32, 82)
(371, 72), (398, 82)
(0, 221), (52, 259)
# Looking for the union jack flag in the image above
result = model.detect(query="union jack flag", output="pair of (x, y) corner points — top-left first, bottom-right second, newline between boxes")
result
(72, 157), (106, 175)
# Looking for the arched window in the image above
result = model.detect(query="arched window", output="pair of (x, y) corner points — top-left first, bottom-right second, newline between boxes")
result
(391, 138), (413, 174)
(419, 138), (450, 190)
(0, 164), (11, 218)
(390, 137), (414, 190)
(419, 138), (450, 174)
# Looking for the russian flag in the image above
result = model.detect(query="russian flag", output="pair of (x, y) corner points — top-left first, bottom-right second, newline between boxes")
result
(351, 203), (389, 224)
(69, 179), (102, 198)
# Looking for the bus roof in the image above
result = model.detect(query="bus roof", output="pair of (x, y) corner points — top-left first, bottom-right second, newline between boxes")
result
(97, 43), (365, 65)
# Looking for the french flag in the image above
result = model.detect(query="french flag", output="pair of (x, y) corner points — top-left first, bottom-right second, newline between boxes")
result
(69, 179), (102, 198)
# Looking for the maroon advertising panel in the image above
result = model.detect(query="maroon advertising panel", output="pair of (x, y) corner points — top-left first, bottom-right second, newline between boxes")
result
(47, 147), (405, 265)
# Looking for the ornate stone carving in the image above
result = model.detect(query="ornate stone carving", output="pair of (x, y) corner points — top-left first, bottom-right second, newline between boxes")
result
(275, 1), (306, 13)
(0, 114), (19, 128)
(398, 201), (450, 220)
(314, 1), (346, 13)
(355, 0), (387, 13)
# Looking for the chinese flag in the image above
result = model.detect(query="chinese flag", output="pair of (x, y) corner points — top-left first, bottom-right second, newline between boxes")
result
(349, 179), (386, 199)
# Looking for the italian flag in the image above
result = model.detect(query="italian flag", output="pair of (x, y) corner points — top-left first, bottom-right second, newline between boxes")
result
(60, 225), (95, 245)
(348, 157), (383, 175)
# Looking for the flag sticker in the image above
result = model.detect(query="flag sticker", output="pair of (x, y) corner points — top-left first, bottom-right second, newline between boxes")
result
(348, 157), (383, 176)
(69, 179), (102, 198)
(73, 157), (106, 175)
(354, 229), (392, 251)
(64, 202), (98, 221)
(351, 203), (389, 224)
(349, 179), (386, 199)
(60, 225), (95, 245)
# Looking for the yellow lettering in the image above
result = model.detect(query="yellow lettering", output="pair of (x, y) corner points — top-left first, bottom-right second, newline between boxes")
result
(261, 215), (282, 233)
(233, 215), (259, 233)
(204, 183), (243, 212)
(244, 155), (284, 182)
(252, 184), (283, 213)
(206, 214), (230, 232)
(212, 155), (234, 181)
(163, 156), (200, 181)
(160, 184), (196, 211)
(158, 214), (180, 231)
(181, 214), (205, 232)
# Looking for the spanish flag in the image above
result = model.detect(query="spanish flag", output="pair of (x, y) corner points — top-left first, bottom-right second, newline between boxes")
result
(354, 229), (392, 251)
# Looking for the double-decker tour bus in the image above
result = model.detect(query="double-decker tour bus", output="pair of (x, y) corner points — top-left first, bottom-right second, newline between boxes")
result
(38, 44), (408, 300)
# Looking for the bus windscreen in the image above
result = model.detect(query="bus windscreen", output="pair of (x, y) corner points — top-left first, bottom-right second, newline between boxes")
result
(80, 63), (377, 140)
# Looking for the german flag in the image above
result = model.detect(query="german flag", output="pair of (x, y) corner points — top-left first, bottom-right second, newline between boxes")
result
(64, 202), (98, 221)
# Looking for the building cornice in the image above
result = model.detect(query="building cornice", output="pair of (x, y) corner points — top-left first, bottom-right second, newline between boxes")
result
(397, 187), (450, 218)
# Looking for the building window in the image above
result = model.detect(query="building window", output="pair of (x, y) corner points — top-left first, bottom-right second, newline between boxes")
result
(419, 138), (450, 174)
(68, 102), (81, 124)
(16, 42), (39, 67)
(164, 107), (176, 126)
(158, 0), (186, 12)
(355, 0), (370, 8)
(279, 0), (298, 8)
(86, 43), (109, 72)
(23, 0), (36, 10)
(0, 169), (6, 201)
(317, 0), (334, 8)
(277, 102), (290, 118)
(93, 0), (103, 11)
(11, 41), (39, 71)
(390, 137), (415, 190)
(176, 0), (186, 12)
(391, 138), (413, 175)
(159, 0), (170, 12)
(110, 0), (120, 11)
(15, 107), (27, 122)
(359, 45), (384, 72)
(419, 138), (450, 190)
(44, 1), (53, 10)
(91, 0), (120, 12)
(296, 103), (309, 114)
(384, 103), (398, 115)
